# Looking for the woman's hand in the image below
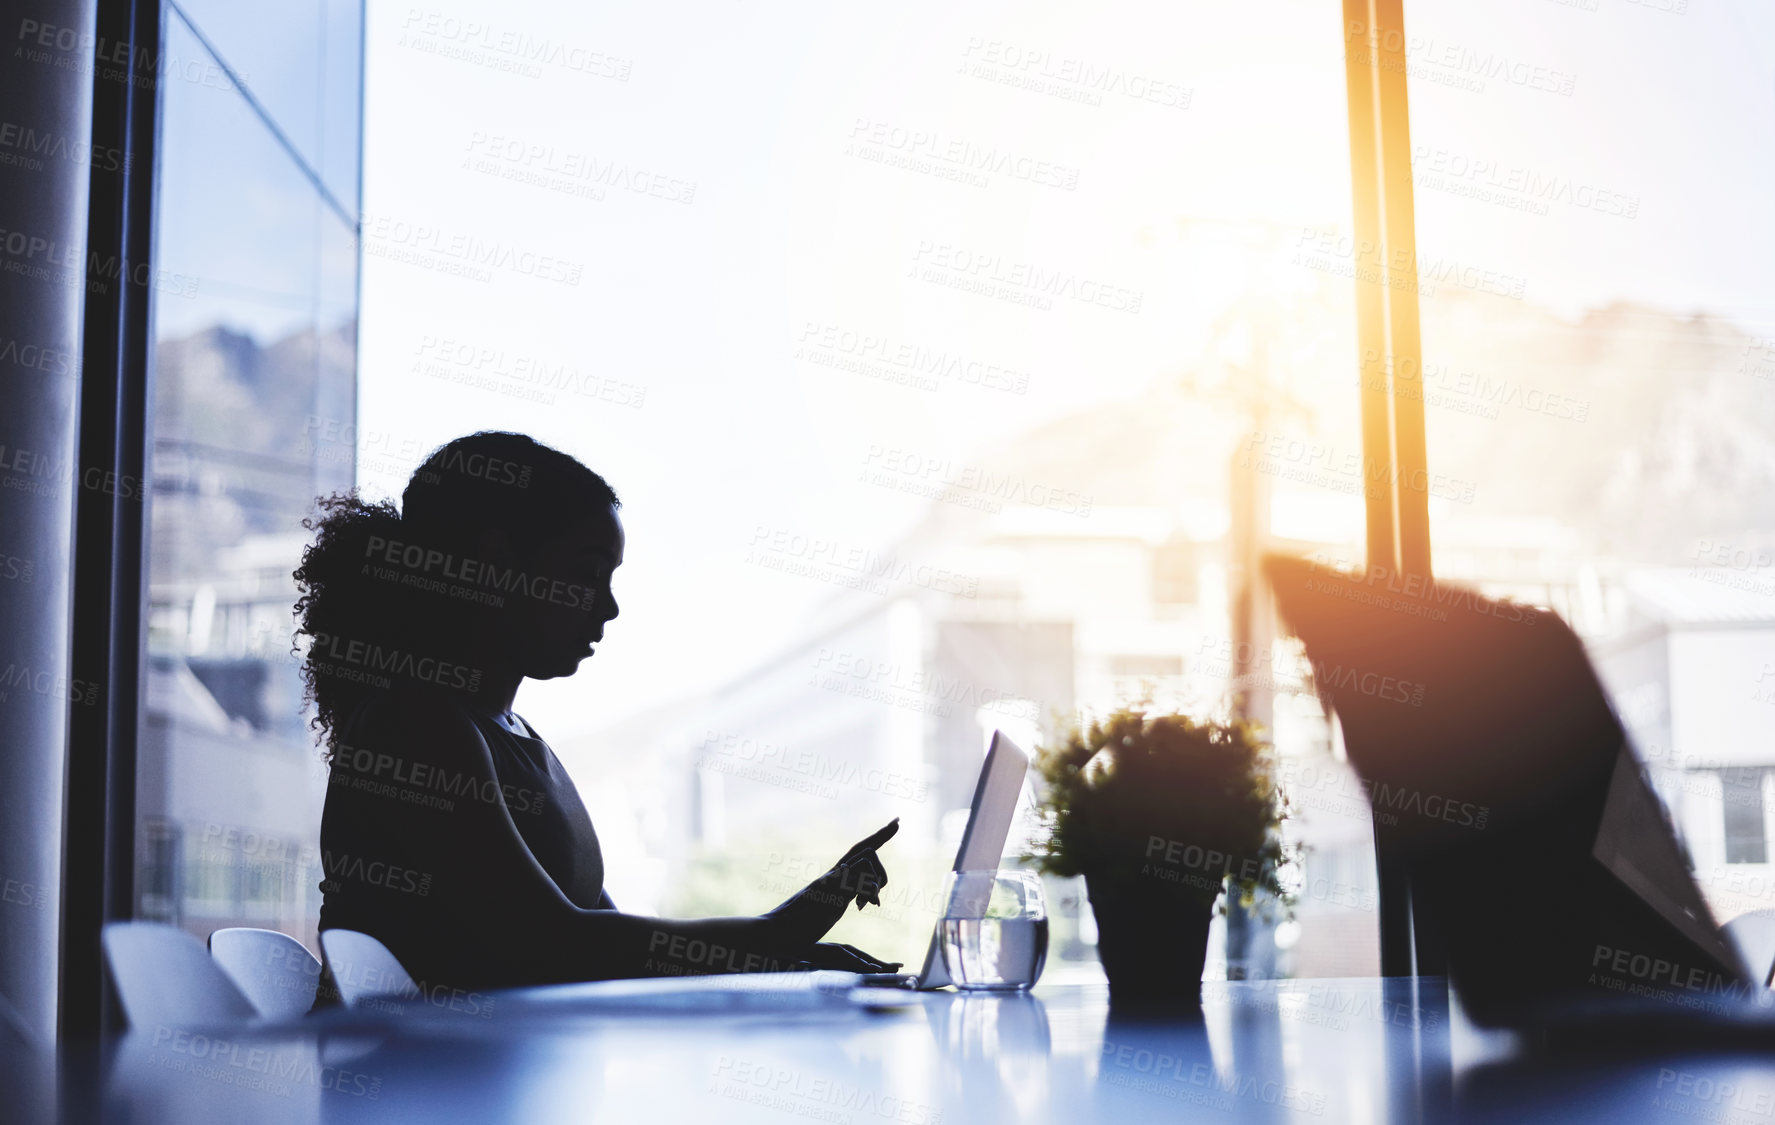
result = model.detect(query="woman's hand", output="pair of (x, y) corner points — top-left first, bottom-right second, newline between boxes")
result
(765, 819), (899, 946)
(792, 943), (903, 974)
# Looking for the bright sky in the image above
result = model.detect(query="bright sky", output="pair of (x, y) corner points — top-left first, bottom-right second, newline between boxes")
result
(342, 0), (1775, 744)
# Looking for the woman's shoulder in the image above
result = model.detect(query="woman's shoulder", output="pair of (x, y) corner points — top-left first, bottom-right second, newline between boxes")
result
(333, 685), (490, 763)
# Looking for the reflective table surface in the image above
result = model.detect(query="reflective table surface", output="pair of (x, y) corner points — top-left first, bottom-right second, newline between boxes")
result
(24, 976), (1775, 1122)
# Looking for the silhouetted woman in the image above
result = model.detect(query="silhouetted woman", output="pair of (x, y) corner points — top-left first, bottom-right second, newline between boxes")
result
(295, 431), (899, 996)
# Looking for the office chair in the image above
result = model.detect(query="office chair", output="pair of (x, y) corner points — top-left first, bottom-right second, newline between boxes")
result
(318, 929), (419, 1008)
(101, 922), (258, 1030)
(1721, 910), (1775, 988)
(1264, 553), (1745, 1027)
(208, 927), (324, 1021)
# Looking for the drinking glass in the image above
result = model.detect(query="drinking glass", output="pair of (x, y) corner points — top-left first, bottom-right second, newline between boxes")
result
(938, 869), (1048, 990)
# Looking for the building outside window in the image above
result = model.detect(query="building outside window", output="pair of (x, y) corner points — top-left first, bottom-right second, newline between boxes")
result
(136, 0), (363, 950)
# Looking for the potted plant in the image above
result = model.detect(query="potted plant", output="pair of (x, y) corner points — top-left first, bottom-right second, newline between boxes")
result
(1024, 705), (1293, 1006)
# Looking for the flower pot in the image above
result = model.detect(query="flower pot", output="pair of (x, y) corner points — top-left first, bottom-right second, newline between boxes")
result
(1085, 871), (1215, 1008)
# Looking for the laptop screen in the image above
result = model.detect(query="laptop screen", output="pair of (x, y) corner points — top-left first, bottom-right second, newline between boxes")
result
(912, 731), (1030, 987)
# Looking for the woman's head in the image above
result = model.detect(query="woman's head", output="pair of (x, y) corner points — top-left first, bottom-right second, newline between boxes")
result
(294, 431), (622, 754)
(399, 432), (624, 675)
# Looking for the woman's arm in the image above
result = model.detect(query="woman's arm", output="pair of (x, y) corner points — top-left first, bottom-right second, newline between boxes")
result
(367, 695), (805, 983)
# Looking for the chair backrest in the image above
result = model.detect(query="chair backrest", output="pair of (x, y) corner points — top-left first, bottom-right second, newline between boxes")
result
(1721, 910), (1775, 988)
(208, 928), (323, 1021)
(1265, 554), (1748, 1027)
(318, 929), (419, 1008)
(102, 922), (259, 1031)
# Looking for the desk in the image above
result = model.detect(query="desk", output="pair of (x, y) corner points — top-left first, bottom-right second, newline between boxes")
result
(45, 977), (1775, 1122)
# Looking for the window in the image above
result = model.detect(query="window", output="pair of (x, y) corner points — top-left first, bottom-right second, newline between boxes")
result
(1403, 1), (1775, 926)
(359, 0), (1370, 980)
(1151, 537), (1197, 607)
(136, 1), (362, 950)
(1720, 768), (1768, 866)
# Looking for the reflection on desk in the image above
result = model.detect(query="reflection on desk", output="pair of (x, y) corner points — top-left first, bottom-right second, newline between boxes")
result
(47, 977), (1775, 1123)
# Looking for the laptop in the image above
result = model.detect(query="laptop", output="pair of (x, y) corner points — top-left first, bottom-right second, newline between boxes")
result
(861, 730), (1031, 990)
(1263, 554), (1756, 1032)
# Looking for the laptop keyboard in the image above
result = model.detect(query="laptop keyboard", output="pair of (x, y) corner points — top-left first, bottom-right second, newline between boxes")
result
(859, 973), (921, 989)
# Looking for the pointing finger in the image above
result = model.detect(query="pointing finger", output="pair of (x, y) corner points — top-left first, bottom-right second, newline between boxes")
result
(845, 818), (900, 862)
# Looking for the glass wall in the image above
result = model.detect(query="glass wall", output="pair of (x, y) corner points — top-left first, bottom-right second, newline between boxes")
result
(126, 0), (1775, 990)
(355, 0), (1374, 982)
(136, 0), (362, 950)
(1401, 3), (1775, 929)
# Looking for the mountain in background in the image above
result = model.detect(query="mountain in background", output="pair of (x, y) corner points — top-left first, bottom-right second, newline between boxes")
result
(885, 288), (1775, 569)
(149, 319), (357, 577)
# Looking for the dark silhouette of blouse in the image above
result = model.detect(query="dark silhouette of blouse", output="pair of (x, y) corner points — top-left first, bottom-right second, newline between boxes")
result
(315, 683), (630, 998)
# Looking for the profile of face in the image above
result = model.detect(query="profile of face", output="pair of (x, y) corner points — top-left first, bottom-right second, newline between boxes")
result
(478, 502), (625, 680)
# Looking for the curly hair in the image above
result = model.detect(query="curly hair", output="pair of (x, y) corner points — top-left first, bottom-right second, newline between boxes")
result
(292, 432), (619, 759)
